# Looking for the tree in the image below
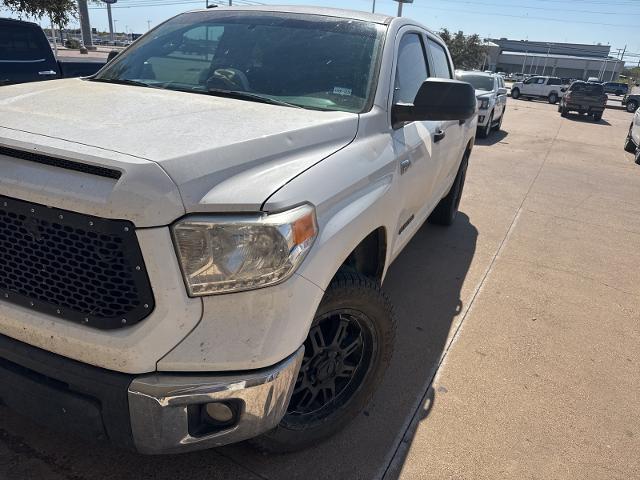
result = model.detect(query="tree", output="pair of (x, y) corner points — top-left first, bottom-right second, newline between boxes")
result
(1, 0), (77, 26)
(439, 28), (488, 70)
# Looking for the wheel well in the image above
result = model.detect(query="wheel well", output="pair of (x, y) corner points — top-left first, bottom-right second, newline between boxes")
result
(337, 228), (387, 282)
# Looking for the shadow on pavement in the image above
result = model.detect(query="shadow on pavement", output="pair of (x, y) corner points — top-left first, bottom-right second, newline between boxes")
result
(0, 213), (478, 480)
(475, 130), (509, 146)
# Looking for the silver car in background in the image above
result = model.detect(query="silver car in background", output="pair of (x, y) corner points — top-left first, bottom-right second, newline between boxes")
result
(456, 71), (507, 138)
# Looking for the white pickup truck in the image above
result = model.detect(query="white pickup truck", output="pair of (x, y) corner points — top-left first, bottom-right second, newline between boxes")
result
(0, 6), (476, 454)
(510, 75), (564, 104)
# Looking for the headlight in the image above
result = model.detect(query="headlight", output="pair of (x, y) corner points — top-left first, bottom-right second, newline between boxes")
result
(172, 204), (317, 295)
(478, 98), (490, 110)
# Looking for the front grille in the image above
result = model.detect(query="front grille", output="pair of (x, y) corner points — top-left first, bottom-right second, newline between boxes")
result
(0, 195), (154, 330)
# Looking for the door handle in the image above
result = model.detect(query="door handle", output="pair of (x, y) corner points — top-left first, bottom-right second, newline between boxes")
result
(400, 159), (411, 175)
(434, 129), (446, 143)
(38, 70), (57, 76)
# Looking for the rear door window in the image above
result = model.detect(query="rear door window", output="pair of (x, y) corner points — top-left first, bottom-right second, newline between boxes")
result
(426, 38), (452, 79)
(0, 23), (51, 61)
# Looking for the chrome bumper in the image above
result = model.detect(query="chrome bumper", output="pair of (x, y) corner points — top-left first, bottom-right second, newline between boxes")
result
(127, 347), (303, 454)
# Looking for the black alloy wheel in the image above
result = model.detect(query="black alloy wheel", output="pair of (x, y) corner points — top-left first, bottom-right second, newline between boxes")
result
(283, 309), (375, 425)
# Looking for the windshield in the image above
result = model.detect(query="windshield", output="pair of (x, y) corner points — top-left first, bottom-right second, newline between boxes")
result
(0, 23), (50, 61)
(94, 11), (385, 113)
(456, 73), (494, 91)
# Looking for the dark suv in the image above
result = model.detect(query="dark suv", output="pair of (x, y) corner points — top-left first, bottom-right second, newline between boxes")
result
(602, 82), (628, 96)
(558, 81), (607, 122)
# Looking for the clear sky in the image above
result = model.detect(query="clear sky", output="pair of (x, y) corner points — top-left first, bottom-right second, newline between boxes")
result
(3, 0), (640, 63)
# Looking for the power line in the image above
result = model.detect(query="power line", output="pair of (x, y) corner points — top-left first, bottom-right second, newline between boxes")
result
(412, 4), (639, 28)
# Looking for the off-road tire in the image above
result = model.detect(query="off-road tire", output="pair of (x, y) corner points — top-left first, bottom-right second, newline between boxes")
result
(428, 152), (469, 226)
(626, 100), (638, 113)
(250, 272), (395, 453)
(548, 93), (558, 104)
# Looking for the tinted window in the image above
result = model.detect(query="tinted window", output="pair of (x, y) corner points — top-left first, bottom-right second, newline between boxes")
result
(0, 23), (50, 61)
(456, 73), (494, 91)
(96, 12), (384, 113)
(547, 78), (562, 85)
(394, 33), (428, 104)
(427, 38), (451, 78)
(570, 82), (604, 94)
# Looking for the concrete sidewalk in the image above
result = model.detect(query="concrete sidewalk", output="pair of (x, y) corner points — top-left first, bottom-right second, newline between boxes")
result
(0, 100), (638, 480)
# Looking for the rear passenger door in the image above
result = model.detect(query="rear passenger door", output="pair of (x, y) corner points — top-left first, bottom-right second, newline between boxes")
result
(425, 35), (465, 196)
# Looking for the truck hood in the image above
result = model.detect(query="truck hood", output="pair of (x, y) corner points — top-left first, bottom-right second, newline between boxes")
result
(0, 79), (358, 219)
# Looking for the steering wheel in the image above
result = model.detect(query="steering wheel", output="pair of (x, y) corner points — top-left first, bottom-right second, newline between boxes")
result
(205, 68), (251, 91)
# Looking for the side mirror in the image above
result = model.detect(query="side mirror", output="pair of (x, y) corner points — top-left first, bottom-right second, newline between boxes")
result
(107, 50), (119, 62)
(497, 87), (508, 95)
(392, 78), (476, 128)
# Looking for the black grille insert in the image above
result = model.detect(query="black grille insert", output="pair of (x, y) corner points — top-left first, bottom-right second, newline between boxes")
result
(0, 146), (122, 180)
(0, 195), (154, 330)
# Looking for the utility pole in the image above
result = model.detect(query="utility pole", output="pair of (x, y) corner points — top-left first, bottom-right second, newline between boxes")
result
(611, 45), (626, 82)
(394, 0), (412, 17)
(542, 44), (551, 76)
(372, 0), (376, 13)
(522, 51), (528, 74)
(77, 0), (95, 50)
(229, 0), (232, 5)
(147, 20), (151, 31)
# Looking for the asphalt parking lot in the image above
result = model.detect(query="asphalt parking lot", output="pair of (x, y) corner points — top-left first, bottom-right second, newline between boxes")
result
(1, 99), (639, 480)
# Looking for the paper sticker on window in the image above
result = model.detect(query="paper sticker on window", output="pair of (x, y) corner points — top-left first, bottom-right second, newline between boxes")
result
(333, 87), (352, 96)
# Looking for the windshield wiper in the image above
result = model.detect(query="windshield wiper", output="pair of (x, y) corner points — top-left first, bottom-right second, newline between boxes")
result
(89, 78), (154, 88)
(203, 88), (302, 109)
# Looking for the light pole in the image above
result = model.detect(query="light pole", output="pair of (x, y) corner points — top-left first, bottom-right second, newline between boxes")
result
(104, 0), (117, 44)
(394, 0), (412, 17)
(372, 0), (376, 13)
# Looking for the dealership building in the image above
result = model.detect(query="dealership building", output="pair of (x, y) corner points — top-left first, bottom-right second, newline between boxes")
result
(483, 39), (624, 81)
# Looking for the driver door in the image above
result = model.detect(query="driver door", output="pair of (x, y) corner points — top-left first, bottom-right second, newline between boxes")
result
(390, 30), (441, 249)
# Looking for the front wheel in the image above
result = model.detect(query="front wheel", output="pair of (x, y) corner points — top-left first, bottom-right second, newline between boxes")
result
(251, 272), (395, 453)
(593, 113), (602, 122)
(626, 100), (638, 113)
(511, 88), (520, 99)
(548, 93), (558, 104)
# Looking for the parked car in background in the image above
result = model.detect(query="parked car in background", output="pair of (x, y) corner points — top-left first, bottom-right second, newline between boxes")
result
(456, 70), (507, 138)
(622, 92), (640, 113)
(0, 6), (478, 454)
(511, 75), (564, 104)
(623, 107), (640, 164)
(587, 77), (601, 83)
(603, 82), (629, 96)
(558, 81), (607, 121)
(0, 18), (106, 85)
(512, 72), (525, 81)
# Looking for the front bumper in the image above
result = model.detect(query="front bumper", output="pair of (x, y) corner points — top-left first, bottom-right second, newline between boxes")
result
(0, 333), (303, 454)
